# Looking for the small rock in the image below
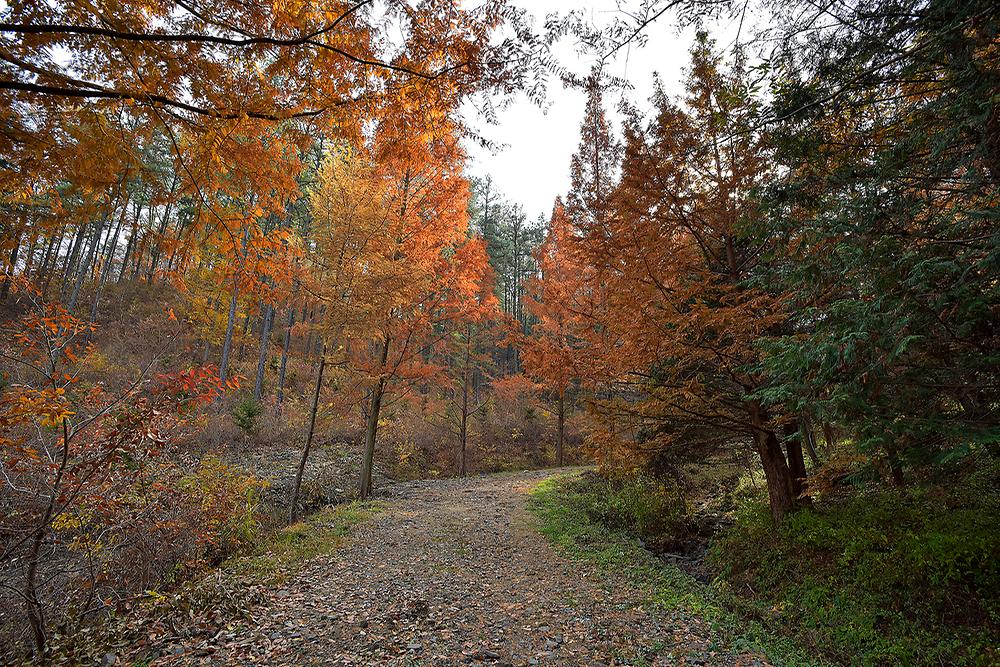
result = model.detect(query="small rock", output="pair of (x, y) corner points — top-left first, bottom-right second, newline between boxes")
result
(100, 653), (116, 667)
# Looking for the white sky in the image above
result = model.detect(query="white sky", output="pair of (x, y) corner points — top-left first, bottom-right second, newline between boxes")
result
(462, 1), (753, 222)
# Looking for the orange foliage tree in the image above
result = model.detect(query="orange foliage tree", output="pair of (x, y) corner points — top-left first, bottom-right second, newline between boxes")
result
(521, 200), (594, 466)
(0, 281), (242, 655)
(532, 36), (801, 522)
(308, 121), (495, 497)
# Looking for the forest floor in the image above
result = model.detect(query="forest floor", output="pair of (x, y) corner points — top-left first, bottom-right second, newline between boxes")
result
(163, 469), (768, 667)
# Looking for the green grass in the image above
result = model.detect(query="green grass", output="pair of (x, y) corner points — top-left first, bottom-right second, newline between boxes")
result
(528, 473), (815, 666)
(531, 466), (1000, 667)
(713, 465), (999, 666)
(223, 500), (381, 584)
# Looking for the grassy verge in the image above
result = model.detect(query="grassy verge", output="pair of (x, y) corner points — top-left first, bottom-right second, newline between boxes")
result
(223, 500), (381, 584)
(528, 473), (814, 666)
(530, 467), (999, 667)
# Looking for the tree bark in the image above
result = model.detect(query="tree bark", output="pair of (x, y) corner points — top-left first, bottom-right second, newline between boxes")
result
(39, 223), (64, 295)
(822, 422), (836, 451)
(290, 345), (325, 523)
(1, 214), (24, 301)
(749, 402), (797, 524)
(277, 307), (295, 407)
(801, 421), (821, 466)
(784, 420), (808, 499)
(253, 303), (274, 401)
(68, 217), (104, 312)
(90, 196), (129, 321)
(556, 389), (566, 466)
(60, 222), (87, 298)
(459, 326), (471, 477)
(219, 224), (251, 385)
(360, 338), (391, 499)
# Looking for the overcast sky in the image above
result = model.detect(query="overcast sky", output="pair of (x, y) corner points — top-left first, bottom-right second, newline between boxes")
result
(462, 1), (752, 222)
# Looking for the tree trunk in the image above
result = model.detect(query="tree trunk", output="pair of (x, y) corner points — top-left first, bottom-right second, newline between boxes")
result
(90, 197), (129, 321)
(459, 327), (471, 477)
(253, 303), (274, 401)
(236, 309), (253, 363)
(784, 421), (808, 499)
(556, 389), (565, 466)
(39, 223), (64, 295)
(1, 215), (23, 301)
(290, 345), (325, 523)
(118, 200), (144, 283)
(68, 217), (104, 312)
(822, 422), (836, 451)
(886, 443), (905, 487)
(219, 225), (250, 385)
(801, 421), (821, 466)
(756, 430), (797, 524)
(146, 176), (178, 283)
(360, 338), (391, 499)
(749, 403), (797, 524)
(60, 222), (87, 298)
(277, 307), (295, 407)
(23, 229), (39, 281)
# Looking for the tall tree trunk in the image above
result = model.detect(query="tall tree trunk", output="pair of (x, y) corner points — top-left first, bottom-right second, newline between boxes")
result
(556, 389), (565, 466)
(38, 224), (62, 294)
(784, 420), (808, 499)
(360, 338), (391, 499)
(290, 345), (326, 523)
(23, 229), (39, 281)
(90, 197), (129, 321)
(822, 422), (836, 451)
(886, 443), (905, 487)
(220, 225), (251, 385)
(68, 217), (104, 312)
(749, 402), (797, 524)
(60, 222), (87, 298)
(219, 294), (241, 386)
(459, 326), (471, 477)
(236, 309), (253, 362)
(1, 214), (24, 301)
(253, 303), (274, 401)
(277, 307), (295, 407)
(146, 175), (178, 283)
(801, 421), (821, 466)
(118, 200), (144, 283)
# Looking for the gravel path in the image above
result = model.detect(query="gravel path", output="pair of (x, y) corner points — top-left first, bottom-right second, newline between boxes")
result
(183, 470), (767, 666)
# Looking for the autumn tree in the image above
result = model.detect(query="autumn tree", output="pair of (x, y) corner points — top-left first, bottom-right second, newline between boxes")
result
(544, 36), (805, 522)
(308, 120), (494, 498)
(565, 68), (622, 239)
(522, 201), (590, 466)
(0, 280), (239, 656)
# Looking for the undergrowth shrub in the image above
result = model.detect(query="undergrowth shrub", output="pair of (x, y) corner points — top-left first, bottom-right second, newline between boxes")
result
(711, 461), (1000, 666)
(179, 456), (267, 564)
(231, 396), (263, 433)
(553, 471), (690, 552)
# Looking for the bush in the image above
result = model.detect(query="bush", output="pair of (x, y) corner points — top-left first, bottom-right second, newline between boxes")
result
(231, 396), (263, 433)
(179, 456), (267, 563)
(711, 462), (1000, 665)
(582, 472), (690, 550)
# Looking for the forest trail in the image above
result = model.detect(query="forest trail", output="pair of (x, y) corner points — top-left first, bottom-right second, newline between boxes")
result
(182, 470), (765, 666)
